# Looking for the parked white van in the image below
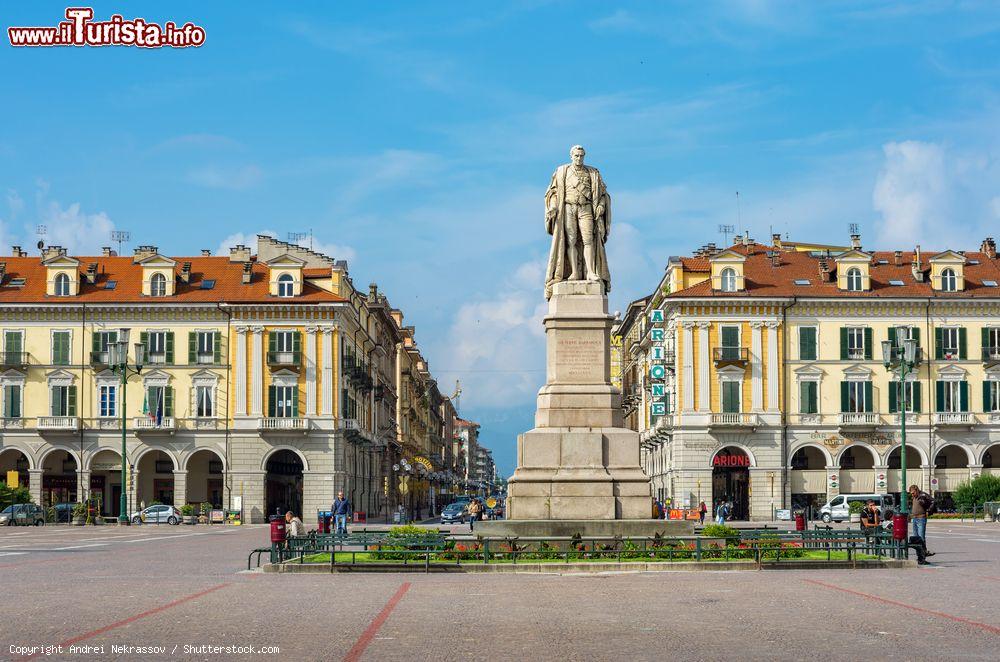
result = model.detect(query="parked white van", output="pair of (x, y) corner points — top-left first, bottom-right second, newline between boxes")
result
(819, 494), (896, 523)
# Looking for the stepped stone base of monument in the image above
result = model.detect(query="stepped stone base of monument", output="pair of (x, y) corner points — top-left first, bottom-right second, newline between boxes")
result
(474, 519), (694, 538)
(505, 279), (654, 525)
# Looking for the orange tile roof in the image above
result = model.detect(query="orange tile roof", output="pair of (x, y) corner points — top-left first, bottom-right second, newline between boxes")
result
(0, 256), (347, 304)
(668, 244), (1000, 299)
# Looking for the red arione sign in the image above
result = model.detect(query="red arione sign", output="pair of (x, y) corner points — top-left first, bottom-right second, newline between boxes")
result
(712, 453), (750, 467)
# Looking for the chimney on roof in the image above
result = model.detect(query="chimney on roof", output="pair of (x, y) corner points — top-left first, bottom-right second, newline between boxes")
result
(894, 250), (903, 267)
(772, 233), (783, 250)
(84, 263), (98, 284)
(132, 245), (158, 263)
(229, 244), (251, 263)
(0, 263), (6, 284)
(368, 282), (379, 303)
(11, 246), (26, 258)
(818, 258), (833, 283)
(850, 234), (861, 250)
(912, 245), (924, 282)
(741, 232), (751, 247)
(769, 251), (780, 268)
(101, 246), (114, 257)
(179, 262), (192, 284)
(201, 249), (212, 257)
(41, 245), (66, 261)
(241, 261), (252, 284)
(982, 237), (997, 259)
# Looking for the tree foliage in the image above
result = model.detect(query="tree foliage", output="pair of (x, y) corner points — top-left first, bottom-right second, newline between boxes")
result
(0, 483), (31, 508)
(952, 474), (1000, 511)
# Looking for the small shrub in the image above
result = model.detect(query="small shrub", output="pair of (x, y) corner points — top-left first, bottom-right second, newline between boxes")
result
(180, 504), (195, 516)
(700, 523), (739, 540)
(953, 475), (1000, 512)
(848, 501), (865, 514)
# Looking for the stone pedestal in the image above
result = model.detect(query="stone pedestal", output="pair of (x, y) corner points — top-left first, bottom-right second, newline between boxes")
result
(506, 280), (652, 521)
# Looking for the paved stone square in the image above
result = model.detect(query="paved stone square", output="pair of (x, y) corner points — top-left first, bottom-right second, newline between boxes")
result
(2, 521), (999, 660)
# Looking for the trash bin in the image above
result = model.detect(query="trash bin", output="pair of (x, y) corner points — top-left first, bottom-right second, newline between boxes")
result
(794, 512), (806, 531)
(317, 510), (331, 534)
(353, 511), (367, 524)
(270, 518), (287, 544)
(892, 513), (908, 541)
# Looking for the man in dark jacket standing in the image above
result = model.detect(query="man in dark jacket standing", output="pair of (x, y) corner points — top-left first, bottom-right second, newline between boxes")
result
(332, 491), (351, 535)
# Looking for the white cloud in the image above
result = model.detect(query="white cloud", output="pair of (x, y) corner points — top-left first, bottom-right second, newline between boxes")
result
(29, 199), (116, 255)
(431, 259), (547, 409)
(214, 230), (274, 256)
(187, 164), (262, 190)
(873, 141), (948, 246)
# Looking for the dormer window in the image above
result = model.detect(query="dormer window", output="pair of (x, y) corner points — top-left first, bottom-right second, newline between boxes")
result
(941, 268), (957, 292)
(277, 274), (294, 298)
(846, 268), (863, 292)
(54, 273), (71, 297)
(150, 273), (167, 297)
(720, 268), (737, 292)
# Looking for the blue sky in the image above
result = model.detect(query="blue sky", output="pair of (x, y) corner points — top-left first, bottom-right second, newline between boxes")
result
(3, 1), (1000, 475)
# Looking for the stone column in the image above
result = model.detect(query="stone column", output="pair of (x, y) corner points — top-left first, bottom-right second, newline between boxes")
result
(681, 322), (695, 412)
(305, 326), (318, 416)
(28, 469), (43, 507)
(766, 321), (780, 411)
(321, 326), (335, 417)
(130, 470), (141, 515)
(697, 322), (710, 412)
(250, 326), (263, 416)
(173, 470), (187, 507)
(751, 322), (764, 411)
(77, 469), (91, 504)
(234, 325), (248, 416)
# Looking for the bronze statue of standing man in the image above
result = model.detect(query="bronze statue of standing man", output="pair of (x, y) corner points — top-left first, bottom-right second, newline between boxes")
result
(544, 145), (612, 299)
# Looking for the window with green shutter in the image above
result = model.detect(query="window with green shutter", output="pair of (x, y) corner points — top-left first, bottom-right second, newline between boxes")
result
(986, 380), (1000, 413)
(936, 380), (967, 412)
(52, 330), (71, 365)
(799, 327), (817, 361)
(889, 381), (919, 413)
(721, 381), (741, 413)
(188, 332), (197, 364)
(863, 328), (873, 360)
(213, 331), (222, 364)
(165, 331), (174, 364)
(799, 381), (817, 414)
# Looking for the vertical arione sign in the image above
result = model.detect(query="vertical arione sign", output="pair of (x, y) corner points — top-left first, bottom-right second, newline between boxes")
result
(648, 309), (668, 418)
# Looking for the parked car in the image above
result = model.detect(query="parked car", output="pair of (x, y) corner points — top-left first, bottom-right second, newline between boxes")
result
(54, 502), (76, 523)
(1, 503), (45, 526)
(131, 504), (182, 525)
(440, 501), (468, 524)
(819, 494), (895, 523)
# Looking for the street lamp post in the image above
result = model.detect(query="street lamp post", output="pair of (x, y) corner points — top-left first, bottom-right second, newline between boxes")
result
(881, 333), (920, 525)
(109, 328), (145, 525)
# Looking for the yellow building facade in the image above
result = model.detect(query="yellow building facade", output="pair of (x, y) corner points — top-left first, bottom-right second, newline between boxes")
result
(617, 234), (1000, 520)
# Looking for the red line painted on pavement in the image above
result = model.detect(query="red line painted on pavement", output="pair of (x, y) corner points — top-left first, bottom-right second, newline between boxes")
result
(23, 583), (231, 659)
(802, 579), (1000, 635)
(343, 582), (411, 662)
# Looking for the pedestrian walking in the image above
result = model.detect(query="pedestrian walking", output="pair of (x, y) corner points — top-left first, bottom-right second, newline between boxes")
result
(699, 501), (707, 525)
(285, 511), (305, 537)
(468, 498), (483, 531)
(331, 491), (351, 536)
(908, 485), (936, 557)
(716, 500), (729, 525)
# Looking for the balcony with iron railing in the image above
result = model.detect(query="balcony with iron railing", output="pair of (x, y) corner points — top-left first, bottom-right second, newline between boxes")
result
(259, 417), (307, 432)
(713, 347), (749, 365)
(933, 412), (973, 427)
(0, 352), (29, 368)
(838, 412), (880, 427)
(37, 416), (80, 431)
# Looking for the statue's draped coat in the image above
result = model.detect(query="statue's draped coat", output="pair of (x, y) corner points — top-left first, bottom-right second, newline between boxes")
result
(544, 164), (612, 299)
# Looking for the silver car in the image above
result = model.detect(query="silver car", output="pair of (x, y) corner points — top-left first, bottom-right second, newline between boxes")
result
(131, 504), (181, 525)
(1, 503), (45, 526)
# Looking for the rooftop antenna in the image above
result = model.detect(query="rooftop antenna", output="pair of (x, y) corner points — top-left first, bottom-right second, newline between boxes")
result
(287, 229), (313, 251)
(109, 230), (130, 256)
(736, 191), (743, 236)
(35, 225), (47, 253)
(718, 224), (734, 246)
(848, 222), (860, 236)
